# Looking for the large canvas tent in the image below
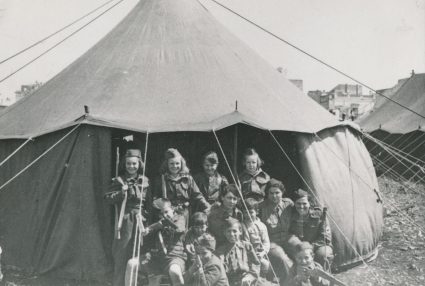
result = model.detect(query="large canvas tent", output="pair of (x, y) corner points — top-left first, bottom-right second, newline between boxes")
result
(0, 0), (383, 282)
(359, 73), (425, 181)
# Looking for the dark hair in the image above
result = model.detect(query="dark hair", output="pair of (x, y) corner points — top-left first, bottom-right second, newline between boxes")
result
(203, 151), (219, 165)
(219, 184), (240, 203)
(241, 148), (264, 169)
(195, 233), (216, 251)
(191, 212), (208, 226)
(265, 178), (286, 198)
(295, 241), (314, 255)
(118, 150), (145, 176)
(243, 198), (259, 211)
(159, 148), (190, 174)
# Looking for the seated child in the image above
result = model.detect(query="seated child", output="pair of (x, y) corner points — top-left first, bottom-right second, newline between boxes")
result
(194, 151), (229, 205)
(184, 233), (229, 286)
(284, 242), (331, 286)
(140, 198), (187, 286)
(185, 212), (209, 265)
(241, 198), (271, 277)
(216, 217), (261, 286)
(238, 148), (270, 202)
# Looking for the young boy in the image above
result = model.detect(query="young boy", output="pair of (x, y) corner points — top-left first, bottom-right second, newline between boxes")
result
(285, 242), (332, 286)
(141, 198), (187, 286)
(184, 233), (229, 286)
(241, 198), (270, 276)
(216, 217), (261, 286)
(185, 212), (209, 265)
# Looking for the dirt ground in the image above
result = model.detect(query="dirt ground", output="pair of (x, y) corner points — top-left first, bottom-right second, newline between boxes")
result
(334, 176), (425, 286)
(1, 176), (425, 286)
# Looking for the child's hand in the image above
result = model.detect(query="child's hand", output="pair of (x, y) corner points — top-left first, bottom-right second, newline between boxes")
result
(121, 184), (129, 193)
(241, 273), (255, 286)
(186, 244), (195, 255)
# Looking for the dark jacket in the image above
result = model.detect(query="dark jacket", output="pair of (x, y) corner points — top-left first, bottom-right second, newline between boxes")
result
(258, 198), (294, 247)
(194, 172), (229, 205)
(185, 254), (230, 286)
(238, 169), (270, 201)
(154, 173), (210, 215)
(208, 203), (243, 247)
(217, 240), (260, 283)
(288, 206), (332, 249)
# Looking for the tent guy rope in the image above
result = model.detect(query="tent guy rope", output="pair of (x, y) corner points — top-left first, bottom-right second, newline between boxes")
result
(0, 0), (118, 65)
(0, 137), (33, 168)
(268, 130), (385, 285)
(0, 123), (81, 193)
(202, 0), (425, 121)
(212, 129), (280, 283)
(0, 0), (127, 84)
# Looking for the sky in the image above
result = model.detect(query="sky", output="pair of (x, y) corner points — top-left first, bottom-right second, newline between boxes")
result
(0, 0), (424, 103)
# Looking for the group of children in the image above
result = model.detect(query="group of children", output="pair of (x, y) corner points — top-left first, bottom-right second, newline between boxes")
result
(105, 147), (336, 286)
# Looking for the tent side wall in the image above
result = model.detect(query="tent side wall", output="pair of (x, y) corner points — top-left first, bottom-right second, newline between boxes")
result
(364, 130), (425, 181)
(297, 126), (384, 268)
(0, 125), (113, 281)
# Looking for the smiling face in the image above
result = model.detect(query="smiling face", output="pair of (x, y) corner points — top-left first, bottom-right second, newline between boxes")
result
(203, 160), (218, 176)
(161, 205), (174, 221)
(167, 157), (182, 175)
(295, 249), (315, 269)
(244, 154), (258, 174)
(221, 191), (238, 210)
(224, 224), (241, 243)
(295, 196), (310, 217)
(268, 187), (283, 205)
(125, 157), (140, 177)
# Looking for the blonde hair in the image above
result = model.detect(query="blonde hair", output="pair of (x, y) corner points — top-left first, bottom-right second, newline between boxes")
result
(159, 148), (190, 174)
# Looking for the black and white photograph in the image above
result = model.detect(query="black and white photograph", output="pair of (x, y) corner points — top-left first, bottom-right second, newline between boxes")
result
(0, 0), (424, 285)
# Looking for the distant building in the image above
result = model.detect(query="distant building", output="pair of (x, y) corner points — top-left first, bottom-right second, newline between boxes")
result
(308, 84), (375, 120)
(15, 81), (43, 102)
(308, 90), (329, 109)
(328, 84), (375, 120)
(0, 95), (13, 110)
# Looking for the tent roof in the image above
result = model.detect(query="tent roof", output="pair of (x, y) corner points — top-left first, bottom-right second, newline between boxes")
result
(359, 73), (425, 133)
(0, 0), (339, 139)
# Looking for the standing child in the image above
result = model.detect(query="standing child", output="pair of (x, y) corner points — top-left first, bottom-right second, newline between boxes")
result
(141, 198), (187, 286)
(284, 242), (333, 286)
(194, 151), (229, 205)
(155, 148), (210, 224)
(238, 148), (270, 202)
(216, 218), (261, 286)
(241, 198), (270, 277)
(104, 149), (151, 286)
(185, 212), (209, 265)
(184, 233), (229, 286)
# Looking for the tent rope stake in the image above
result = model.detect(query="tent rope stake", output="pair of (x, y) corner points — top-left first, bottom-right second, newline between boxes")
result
(0, 124), (81, 193)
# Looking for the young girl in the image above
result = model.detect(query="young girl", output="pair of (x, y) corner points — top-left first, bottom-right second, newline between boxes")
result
(217, 217), (261, 286)
(284, 242), (332, 286)
(238, 148), (270, 202)
(185, 212), (210, 266)
(141, 198), (187, 286)
(104, 149), (151, 286)
(241, 198), (270, 277)
(208, 184), (244, 248)
(194, 151), (229, 205)
(155, 148), (210, 224)
(288, 189), (333, 269)
(184, 233), (229, 286)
